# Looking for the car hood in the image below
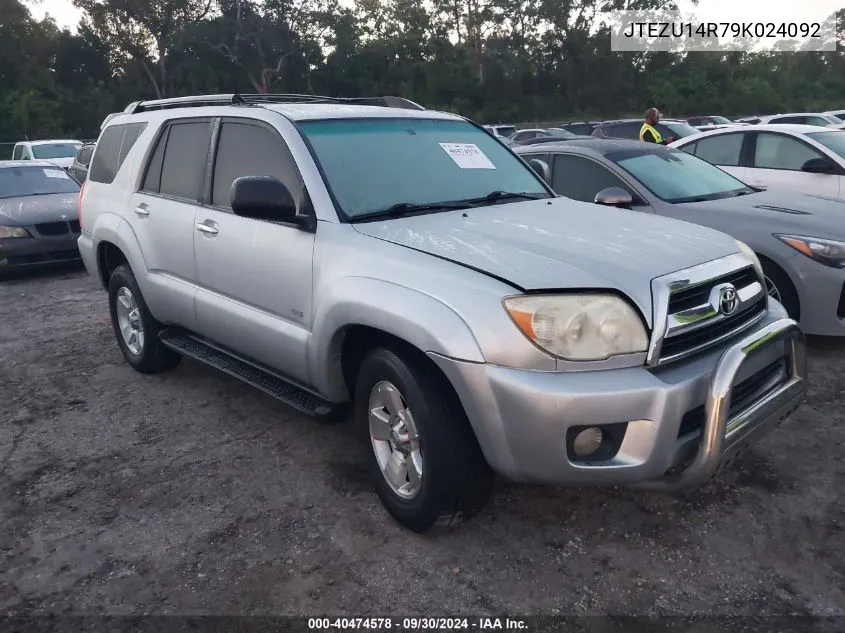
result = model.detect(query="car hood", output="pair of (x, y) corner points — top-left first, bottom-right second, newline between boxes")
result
(680, 189), (845, 238)
(352, 197), (740, 324)
(0, 193), (78, 226)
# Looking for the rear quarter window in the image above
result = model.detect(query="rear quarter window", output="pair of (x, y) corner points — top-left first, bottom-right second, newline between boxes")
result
(89, 122), (148, 184)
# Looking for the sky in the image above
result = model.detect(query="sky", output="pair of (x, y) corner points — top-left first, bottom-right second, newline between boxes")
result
(24, 0), (844, 33)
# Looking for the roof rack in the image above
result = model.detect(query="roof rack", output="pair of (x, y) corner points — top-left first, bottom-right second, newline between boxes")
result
(123, 93), (425, 114)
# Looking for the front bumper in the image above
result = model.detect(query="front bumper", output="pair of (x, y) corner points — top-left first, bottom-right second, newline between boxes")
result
(0, 235), (81, 271)
(430, 309), (806, 489)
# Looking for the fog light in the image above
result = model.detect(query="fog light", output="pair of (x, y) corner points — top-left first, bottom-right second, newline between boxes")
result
(572, 427), (603, 457)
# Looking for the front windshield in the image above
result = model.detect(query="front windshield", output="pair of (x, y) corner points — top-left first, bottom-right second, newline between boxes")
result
(547, 128), (575, 138)
(0, 166), (80, 199)
(712, 116), (733, 124)
(806, 131), (845, 160)
(663, 122), (700, 138)
(31, 143), (81, 159)
(608, 148), (752, 203)
(299, 118), (551, 218)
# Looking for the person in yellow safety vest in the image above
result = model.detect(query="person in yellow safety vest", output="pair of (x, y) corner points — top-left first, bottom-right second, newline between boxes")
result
(639, 108), (675, 145)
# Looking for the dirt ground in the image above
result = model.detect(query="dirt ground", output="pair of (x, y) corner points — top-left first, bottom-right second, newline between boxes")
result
(1, 267), (843, 617)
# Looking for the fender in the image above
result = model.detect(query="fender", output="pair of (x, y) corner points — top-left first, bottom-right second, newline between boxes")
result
(308, 277), (485, 401)
(90, 213), (149, 286)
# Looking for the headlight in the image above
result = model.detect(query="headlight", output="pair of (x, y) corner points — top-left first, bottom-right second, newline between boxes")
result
(503, 294), (648, 361)
(776, 234), (845, 269)
(0, 225), (31, 238)
(735, 240), (764, 279)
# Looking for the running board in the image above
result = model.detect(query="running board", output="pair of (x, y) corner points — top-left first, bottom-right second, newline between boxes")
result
(159, 330), (346, 422)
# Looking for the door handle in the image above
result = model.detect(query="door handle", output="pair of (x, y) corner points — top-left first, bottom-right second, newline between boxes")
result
(196, 221), (219, 235)
(134, 206), (150, 216)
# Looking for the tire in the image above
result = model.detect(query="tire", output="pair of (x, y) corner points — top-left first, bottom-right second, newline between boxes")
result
(354, 346), (493, 533)
(108, 264), (181, 374)
(761, 259), (800, 321)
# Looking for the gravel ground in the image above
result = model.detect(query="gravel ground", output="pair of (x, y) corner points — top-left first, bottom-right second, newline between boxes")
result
(1, 267), (844, 617)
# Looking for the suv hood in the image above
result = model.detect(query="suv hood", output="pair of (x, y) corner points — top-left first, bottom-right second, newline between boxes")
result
(353, 198), (740, 324)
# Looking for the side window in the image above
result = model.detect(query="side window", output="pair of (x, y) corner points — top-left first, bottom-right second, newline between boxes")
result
(616, 122), (641, 139)
(12, 145), (23, 160)
(210, 121), (304, 211)
(158, 121), (213, 200)
(89, 122), (148, 184)
(552, 154), (632, 203)
(806, 116), (829, 127)
(679, 141), (697, 155)
(692, 133), (744, 166)
(753, 133), (825, 171)
(80, 147), (93, 166)
(773, 116), (803, 125)
(141, 127), (168, 193)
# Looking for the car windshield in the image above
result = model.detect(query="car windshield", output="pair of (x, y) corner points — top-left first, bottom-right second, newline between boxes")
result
(825, 114), (843, 124)
(496, 126), (517, 137)
(806, 131), (845, 160)
(663, 122), (700, 138)
(607, 147), (753, 203)
(31, 143), (81, 159)
(547, 128), (575, 138)
(299, 118), (551, 219)
(711, 116), (732, 124)
(0, 166), (80, 199)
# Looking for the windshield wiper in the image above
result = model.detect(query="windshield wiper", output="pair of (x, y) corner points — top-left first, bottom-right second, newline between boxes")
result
(349, 200), (472, 223)
(463, 191), (546, 205)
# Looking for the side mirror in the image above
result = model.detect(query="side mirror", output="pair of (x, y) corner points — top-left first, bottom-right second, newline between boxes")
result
(230, 176), (301, 225)
(594, 186), (633, 207)
(801, 157), (836, 174)
(528, 159), (551, 183)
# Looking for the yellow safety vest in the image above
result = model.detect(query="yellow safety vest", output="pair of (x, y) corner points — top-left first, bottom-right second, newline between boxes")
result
(639, 123), (662, 143)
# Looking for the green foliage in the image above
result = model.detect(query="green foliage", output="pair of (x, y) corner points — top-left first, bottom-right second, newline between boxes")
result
(2, 0), (844, 141)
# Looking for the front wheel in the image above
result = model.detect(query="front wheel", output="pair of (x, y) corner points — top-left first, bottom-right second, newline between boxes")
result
(761, 260), (800, 321)
(108, 264), (181, 374)
(354, 347), (493, 533)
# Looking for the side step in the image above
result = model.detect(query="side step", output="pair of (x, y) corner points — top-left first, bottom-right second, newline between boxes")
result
(159, 329), (346, 422)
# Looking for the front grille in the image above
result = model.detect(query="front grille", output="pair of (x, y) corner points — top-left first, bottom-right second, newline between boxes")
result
(34, 221), (70, 236)
(668, 268), (758, 313)
(677, 357), (788, 438)
(658, 265), (766, 364)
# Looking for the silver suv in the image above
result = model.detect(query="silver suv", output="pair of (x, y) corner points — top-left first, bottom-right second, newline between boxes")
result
(78, 93), (808, 533)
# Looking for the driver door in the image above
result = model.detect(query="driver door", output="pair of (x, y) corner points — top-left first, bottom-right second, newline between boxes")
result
(746, 132), (841, 198)
(550, 153), (653, 212)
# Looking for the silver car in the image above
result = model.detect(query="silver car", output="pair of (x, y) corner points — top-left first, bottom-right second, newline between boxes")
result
(78, 94), (806, 532)
(516, 138), (845, 336)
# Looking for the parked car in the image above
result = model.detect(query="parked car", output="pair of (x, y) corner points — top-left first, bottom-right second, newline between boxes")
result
(515, 139), (845, 336)
(669, 124), (845, 200)
(510, 128), (576, 145)
(0, 160), (82, 274)
(687, 115), (736, 127)
(734, 116), (762, 125)
(79, 93), (806, 532)
(559, 121), (602, 135)
(591, 119), (700, 143)
(482, 124), (517, 140)
(11, 139), (83, 169)
(824, 109), (845, 121)
(756, 113), (845, 128)
(510, 128), (553, 144)
(68, 142), (95, 183)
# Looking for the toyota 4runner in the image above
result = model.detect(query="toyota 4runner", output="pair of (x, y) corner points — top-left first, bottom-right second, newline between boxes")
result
(77, 94), (807, 532)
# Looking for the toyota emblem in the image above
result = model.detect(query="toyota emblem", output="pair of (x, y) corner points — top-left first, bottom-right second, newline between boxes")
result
(718, 286), (739, 316)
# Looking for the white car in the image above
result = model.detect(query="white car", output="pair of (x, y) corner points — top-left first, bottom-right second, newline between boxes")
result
(756, 113), (845, 129)
(11, 139), (83, 169)
(669, 124), (845, 200)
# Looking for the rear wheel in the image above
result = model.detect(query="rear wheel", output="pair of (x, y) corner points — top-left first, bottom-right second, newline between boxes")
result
(108, 265), (181, 374)
(354, 346), (493, 532)
(761, 260), (800, 320)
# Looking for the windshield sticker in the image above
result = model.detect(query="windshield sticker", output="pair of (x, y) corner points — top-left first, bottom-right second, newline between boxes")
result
(439, 143), (496, 169)
(43, 169), (68, 179)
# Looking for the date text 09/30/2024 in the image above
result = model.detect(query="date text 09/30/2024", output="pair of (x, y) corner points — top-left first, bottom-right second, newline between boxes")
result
(307, 618), (528, 630)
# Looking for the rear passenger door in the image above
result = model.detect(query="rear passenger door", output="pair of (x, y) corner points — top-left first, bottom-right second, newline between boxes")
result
(126, 118), (212, 330)
(192, 117), (316, 385)
(746, 131), (841, 197)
